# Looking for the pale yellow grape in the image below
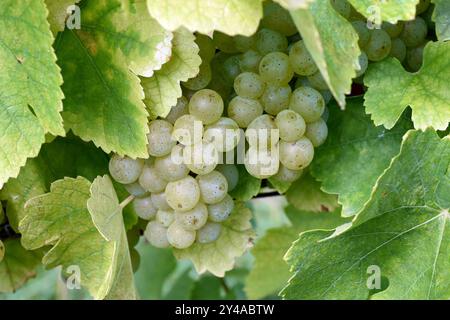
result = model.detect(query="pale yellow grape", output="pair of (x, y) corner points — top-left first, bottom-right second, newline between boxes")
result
(176, 202), (208, 231)
(196, 171), (228, 204)
(154, 145), (189, 182)
(233, 72), (265, 99)
(273, 164), (303, 183)
(215, 164), (239, 192)
(183, 141), (219, 175)
(156, 209), (175, 227)
(280, 137), (314, 170)
(255, 28), (288, 55)
(196, 222), (222, 244)
(208, 194), (234, 223)
(366, 29), (392, 61)
(109, 154), (144, 184)
(227, 96), (263, 128)
(124, 181), (148, 197)
(133, 196), (157, 220)
(289, 87), (325, 123)
(167, 222), (196, 249)
(151, 192), (171, 211)
(244, 147), (279, 179)
(260, 84), (291, 115)
(305, 118), (328, 147)
(259, 52), (294, 86)
(260, 2), (297, 36)
(204, 117), (241, 152)
(144, 221), (170, 248)
(289, 41), (318, 76)
(275, 110), (306, 142)
(188, 89), (224, 125)
(246, 114), (277, 148)
(147, 120), (176, 157)
(165, 96), (189, 124)
(166, 176), (200, 212)
(239, 50), (262, 73)
(139, 165), (168, 193)
(307, 71), (329, 91)
(173, 114), (203, 145)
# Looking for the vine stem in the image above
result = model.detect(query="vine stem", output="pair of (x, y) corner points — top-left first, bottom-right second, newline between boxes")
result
(119, 194), (135, 209)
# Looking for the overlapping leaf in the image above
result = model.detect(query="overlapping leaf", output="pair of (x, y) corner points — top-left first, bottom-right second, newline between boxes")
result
(229, 165), (262, 202)
(364, 41), (450, 131)
(45, 0), (81, 34)
(348, 0), (419, 23)
(275, 0), (314, 10)
(432, 0), (450, 41)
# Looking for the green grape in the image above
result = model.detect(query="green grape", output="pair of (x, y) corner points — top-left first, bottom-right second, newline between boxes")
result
(305, 118), (328, 147)
(406, 44), (425, 72)
(259, 52), (294, 85)
(289, 40), (318, 76)
(154, 145), (189, 182)
(355, 52), (368, 77)
(260, 84), (291, 115)
(139, 165), (168, 193)
(400, 17), (427, 48)
(233, 72), (265, 99)
(183, 141), (219, 175)
(215, 164), (239, 192)
(204, 117), (241, 152)
(165, 96), (189, 124)
(260, 1), (297, 36)
(188, 89), (224, 125)
(272, 164), (303, 183)
(182, 63), (212, 90)
(239, 50), (262, 73)
(279, 137), (314, 170)
(208, 194), (234, 222)
(156, 209), (175, 227)
(222, 55), (241, 86)
(176, 202), (208, 231)
(307, 71), (329, 91)
(382, 21), (404, 38)
(330, 0), (351, 18)
(322, 106), (330, 122)
(196, 171), (228, 204)
(246, 114), (277, 148)
(233, 34), (257, 52)
(147, 120), (176, 157)
(165, 176), (201, 212)
(144, 221), (170, 248)
(196, 222), (222, 244)
(133, 196), (157, 220)
(196, 33), (215, 62)
(275, 110), (306, 142)
(289, 86), (325, 123)
(416, 0), (430, 14)
(321, 91), (333, 105)
(212, 31), (238, 53)
(255, 28), (288, 55)
(389, 38), (407, 62)
(366, 29), (392, 61)
(244, 147), (279, 179)
(151, 191), (171, 211)
(124, 181), (148, 197)
(167, 222), (196, 249)
(352, 20), (370, 48)
(227, 96), (263, 128)
(130, 248), (140, 272)
(173, 114), (204, 145)
(109, 154), (144, 184)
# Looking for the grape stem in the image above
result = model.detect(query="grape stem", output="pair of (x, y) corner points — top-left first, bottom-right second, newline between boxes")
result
(120, 194), (135, 209)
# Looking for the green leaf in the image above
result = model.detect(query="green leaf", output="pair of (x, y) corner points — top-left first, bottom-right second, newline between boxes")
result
(142, 28), (201, 118)
(432, 0), (450, 41)
(0, 0), (64, 187)
(348, 0), (419, 24)
(229, 165), (262, 201)
(45, 0), (81, 34)
(0, 241), (4, 263)
(146, 0), (263, 36)
(174, 202), (255, 277)
(289, 1), (360, 107)
(364, 41), (450, 131)
(56, 0), (172, 157)
(19, 177), (135, 299)
(0, 239), (41, 293)
(268, 177), (292, 194)
(286, 172), (338, 213)
(281, 130), (450, 299)
(310, 99), (411, 217)
(246, 206), (348, 299)
(274, 0), (314, 10)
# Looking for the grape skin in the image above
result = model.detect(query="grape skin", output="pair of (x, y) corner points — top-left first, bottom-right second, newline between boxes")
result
(165, 176), (201, 212)
(273, 164), (303, 183)
(133, 196), (157, 220)
(307, 71), (329, 91)
(289, 41), (318, 76)
(183, 141), (219, 175)
(144, 221), (170, 248)
(259, 52), (294, 86)
(147, 120), (176, 157)
(246, 114), (277, 148)
(167, 222), (196, 249)
(139, 165), (168, 193)
(305, 118), (328, 147)
(154, 145), (189, 182)
(245, 147), (280, 179)
(275, 110), (306, 142)
(352, 21), (370, 48)
(176, 202), (208, 231)
(208, 194), (234, 223)
(124, 181), (148, 197)
(151, 191), (172, 211)
(289, 87), (325, 123)
(196, 222), (222, 244)
(260, 84), (291, 115)
(255, 28), (288, 55)
(196, 171), (228, 204)
(156, 209), (175, 227)
(239, 50), (262, 73)
(233, 72), (265, 99)
(173, 114), (204, 146)
(401, 17), (428, 48)
(389, 38), (407, 62)
(188, 89), (224, 125)
(366, 29), (392, 62)
(215, 164), (239, 192)
(279, 137), (314, 170)
(204, 117), (241, 152)
(109, 155), (144, 184)
(227, 96), (263, 128)
(165, 96), (189, 124)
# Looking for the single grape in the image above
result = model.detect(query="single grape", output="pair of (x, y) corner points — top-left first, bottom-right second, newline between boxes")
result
(279, 137), (314, 170)
(260, 84), (291, 115)
(289, 87), (325, 123)
(144, 221), (170, 248)
(109, 154), (144, 184)
(366, 29), (392, 62)
(147, 120), (176, 157)
(212, 31), (238, 53)
(204, 117), (241, 152)
(167, 222), (196, 249)
(246, 114), (278, 148)
(151, 191), (171, 211)
(305, 118), (328, 147)
(239, 50), (263, 73)
(182, 63), (212, 90)
(183, 141), (219, 175)
(406, 44), (425, 72)
(233, 34), (257, 52)
(272, 164), (303, 183)
(173, 114), (203, 145)
(188, 89), (224, 125)
(382, 21), (404, 38)
(208, 194), (234, 223)
(124, 181), (148, 197)
(175, 202), (208, 231)
(222, 55), (241, 86)
(352, 20), (370, 48)
(355, 52), (368, 77)
(321, 91), (333, 105)
(133, 196), (157, 220)
(165, 176), (201, 212)
(400, 17), (428, 48)
(196, 222), (222, 244)
(289, 40), (318, 76)
(416, 0), (430, 14)
(259, 52), (294, 86)
(233, 72), (265, 99)
(260, 2), (297, 36)
(227, 96), (263, 128)
(322, 106), (330, 122)
(275, 110), (306, 142)
(255, 28), (288, 55)
(215, 164), (239, 192)
(389, 38), (407, 62)
(196, 171), (228, 204)
(154, 145), (189, 182)
(307, 71), (329, 91)
(244, 147), (279, 179)
(156, 209), (175, 227)
(139, 165), (168, 193)
(330, 0), (351, 18)
(165, 96), (189, 124)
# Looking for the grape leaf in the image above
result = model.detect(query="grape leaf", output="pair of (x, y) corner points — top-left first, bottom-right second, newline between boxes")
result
(0, 0), (64, 188)
(268, 177), (292, 194)
(56, 0), (172, 157)
(310, 99), (411, 217)
(274, 0), (314, 10)
(281, 129), (450, 299)
(146, 0), (263, 36)
(45, 0), (81, 34)
(174, 202), (255, 277)
(348, 0), (419, 24)
(289, 0), (360, 107)
(229, 165), (262, 201)
(286, 172), (338, 213)
(245, 206), (348, 299)
(0, 241), (4, 263)
(364, 41), (450, 131)
(142, 28), (201, 118)
(0, 239), (41, 293)
(19, 177), (136, 299)
(432, 0), (450, 41)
